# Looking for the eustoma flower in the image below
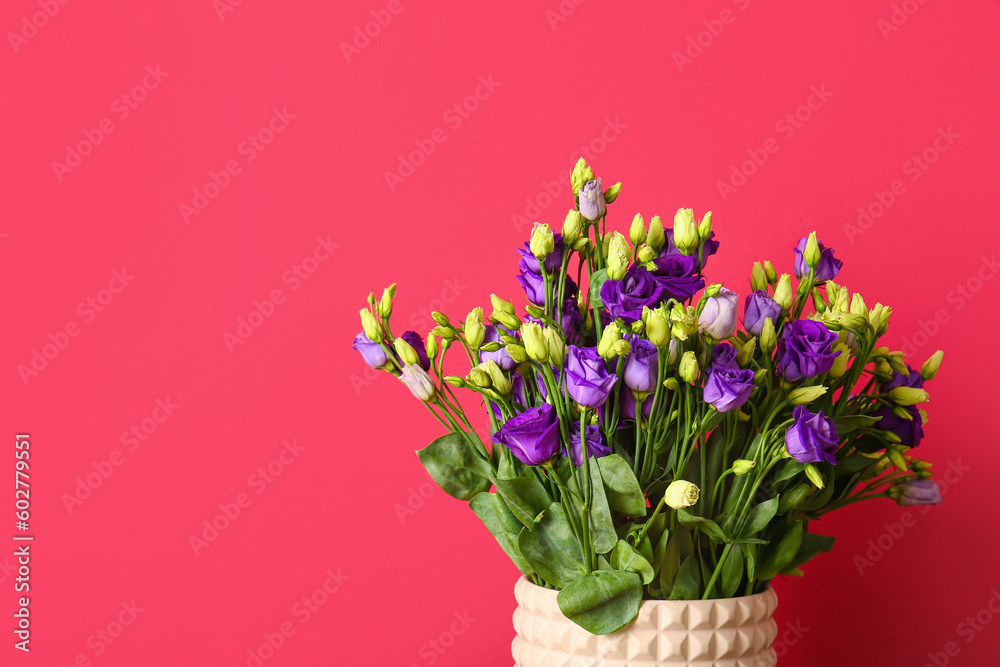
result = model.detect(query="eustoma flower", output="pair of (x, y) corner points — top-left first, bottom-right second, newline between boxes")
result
(400, 364), (436, 402)
(891, 479), (943, 506)
(352, 332), (389, 368)
(785, 405), (838, 464)
(744, 290), (782, 337)
(565, 345), (618, 408)
(776, 320), (839, 382)
(703, 366), (755, 412)
(624, 339), (658, 393)
(567, 422), (611, 466)
(491, 404), (561, 466)
(600, 265), (666, 324)
(708, 342), (738, 370)
(649, 255), (705, 302)
(794, 235), (842, 283)
(662, 229), (720, 270)
(479, 325), (517, 371)
(400, 331), (431, 371)
(699, 287), (739, 339)
(578, 178), (607, 221)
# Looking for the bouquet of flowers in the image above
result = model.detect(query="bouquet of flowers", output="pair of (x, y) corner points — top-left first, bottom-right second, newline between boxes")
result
(353, 159), (944, 635)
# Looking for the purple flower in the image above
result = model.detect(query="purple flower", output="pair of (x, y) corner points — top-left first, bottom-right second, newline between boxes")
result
(353, 332), (388, 368)
(785, 405), (839, 465)
(559, 297), (584, 344)
(565, 345), (618, 408)
(490, 373), (528, 419)
(883, 366), (925, 392)
(491, 404), (561, 466)
(776, 320), (839, 382)
(400, 331), (430, 371)
(709, 342), (739, 371)
(663, 230), (720, 270)
(517, 233), (565, 274)
(567, 422), (612, 466)
(600, 265), (666, 324)
(873, 404), (925, 448)
(894, 479), (943, 506)
(703, 367), (755, 412)
(579, 179), (607, 221)
(480, 325), (517, 371)
(649, 255), (706, 303)
(794, 236), (843, 283)
(744, 290), (782, 337)
(620, 390), (654, 420)
(699, 287), (739, 339)
(624, 339), (659, 393)
(517, 258), (578, 306)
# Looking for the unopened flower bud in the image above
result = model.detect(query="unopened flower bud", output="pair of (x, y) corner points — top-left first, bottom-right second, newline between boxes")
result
(482, 360), (511, 396)
(562, 209), (584, 246)
(431, 325), (456, 340)
(921, 350), (944, 381)
(464, 308), (486, 350)
(672, 208), (699, 255)
(360, 308), (381, 341)
(662, 377), (679, 390)
(763, 261), (777, 284)
(607, 232), (629, 280)
(571, 157), (594, 195)
(611, 339), (631, 358)
(426, 333), (439, 359)
(889, 386), (929, 406)
(759, 317), (777, 354)
(679, 351), (699, 384)
(789, 385), (828, 404)
(400, 365), (436, 402)
(738, 338), (757, 367)
(630, 213), (646, 246)
(394, 338), (420, 366)
(507, 344), (528, 364)
(803, 232), (822, 270)
(579, 178), (607, 221)
(647, 215), (665, 252)
(665, 480), (699, 509)
(468, 367), (491, 388)
(773, 274), (794, 311)
(732, 460), (756, 475)
(828, 344), (850, 378)
(598, 322), (623, 359)
(378, 284), (396, 318)
(530, 223), (555, 262)
(604, 181), (622, 203)
(490, 294), (515, 316)
(636, 243), (655, 263)
(522, 322), (548, 363)
(698, 211), (712, 240)
(644, 307), (670, 348)
(751, 262), (767, 292)
(544, 328), (566, 368)
(443, 375), (466, 388)
(850, 293), (868, 318)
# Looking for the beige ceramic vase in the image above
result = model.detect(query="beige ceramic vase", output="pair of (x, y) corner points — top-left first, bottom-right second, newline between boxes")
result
(511, 576), (779, 666)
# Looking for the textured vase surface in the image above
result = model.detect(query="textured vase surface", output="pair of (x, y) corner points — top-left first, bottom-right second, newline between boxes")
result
(511, 576), (779, 666)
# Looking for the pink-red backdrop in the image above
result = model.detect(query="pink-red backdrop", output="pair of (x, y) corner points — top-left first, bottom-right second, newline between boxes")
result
(2, 0), (998, 665)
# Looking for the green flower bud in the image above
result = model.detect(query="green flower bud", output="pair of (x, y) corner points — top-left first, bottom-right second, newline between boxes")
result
(607, 232), (630, 280)
(679, 351), (699, 384)
(647, 215), (665, 252)
(507, 344), (528, 364)
(875, 304), (891, 336)
(522, 322), (548, 364)
(662, 377), (679, 390)
(490, 294), (516, 316)
(773, 274), (794, 311)
(603, 181), (622, 203)
(737, 338), (757, 367)
(431, 325), (456, 340)
(431, 311), (450, 326)
(544, 328), (566, 368)
(360, 308), (381, 341)
(921, 350), (944, 381)
(704, 283), (723, 298)
(803, 463), (825, 489)
(426, 333), (439, 360)
(482, 360), (511, 396)
(468, 367), (491, 388)
(571, 157), (594, 195)
(850, 293), (868, 318)
(665, 480), (699, 509)
(597, 322), (622, 359)
(378, 283), (396, 318)
(698, 211), (713, 240)
(763, 261), (777, 284)
(759, 317), (777, 354)
(828, 343), (850, 378)
(889, 386), (929, 406)
(636, 243), (655, 263)
(891, 405), (914, 420)
(611, 339), (631, 358)
(732, 460), (756, 475)
(803, 232), (822, 269)
(443, 375), (466, 388)
(366, 291), (376, 307)
(530, 223), (555, 262)
(562, 209), (584, 246)
(672, 208), (699, 255)
(751, 262), (767, 292)
(394, 338), (420, 366)
(464, 307), (486, 350)
(629, 213), (646, 246)
(644, 307), (670, 348)
(754, 368), (769, 386)
(789, 385), (828, 404)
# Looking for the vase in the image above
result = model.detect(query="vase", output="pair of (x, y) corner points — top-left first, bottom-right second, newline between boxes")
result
(511, 576), (779, 666)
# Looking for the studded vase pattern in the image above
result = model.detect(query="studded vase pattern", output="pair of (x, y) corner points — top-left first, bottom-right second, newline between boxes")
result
(511, 576), (779, 666)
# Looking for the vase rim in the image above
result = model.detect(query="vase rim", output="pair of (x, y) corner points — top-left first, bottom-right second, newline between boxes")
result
(514, 574), (775, 604)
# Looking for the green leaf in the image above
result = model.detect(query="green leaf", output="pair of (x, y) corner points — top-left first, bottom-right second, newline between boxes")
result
(586, 463), (618, 554)
(658, 526), (690, 593)
(741, 498), (779, 538)
(609, 539), (655, 585)
(597, 454), (647, 517)
(469, 493), (533, 574)
(834, 414), (882, 435)
(741, 542), (757, 582)
(556, 570), (643, 635)
(774, 460), (805, 484)
(517, 503), (587, 588)
(720, 546), (745, 599)
(589, 269), (610, 309)
(677, 508), (728, 543)
(756, 521), (804, 581)
(416, 433), (491, 501)
(669, 555), (702, 600)
(494, 475), (552, 527)
(786, 531), (836, 571)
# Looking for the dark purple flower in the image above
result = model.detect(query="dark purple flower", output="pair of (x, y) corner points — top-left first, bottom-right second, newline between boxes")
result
(567, 422), (612, 466)
(600, 265), (666, 324)
(894, 479), (942, 506)
(517, 233), (565, 274)
(559, 297), (584, 344)
(624, 339), (659, 393)
(620, 389), (654, 420)
(663, 230), (720, 270)
(480, 325), (517, 372)
(776, 320), (839, 382)
(785, 405), (839, 465)
(649, 255), (706, 303)
(703, 366), (755, 412)
(873, 404), (924, 448)
(400, 331), (430, 371)
(534, 367), (561, 401)
(793, 236), (843, 283)
(565, 345), (618, 408)
(491, 404), (561, 466)
(709, 342), (739, 371)
(744, 290), (782, 337)
(882, 366), (925, 392)
(517, 258), (578, 306)
(353, 332), (388, 368)
(490, 373), (528, 419)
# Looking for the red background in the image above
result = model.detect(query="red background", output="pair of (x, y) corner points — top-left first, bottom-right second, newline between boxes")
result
(2, 0), (999, 665)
